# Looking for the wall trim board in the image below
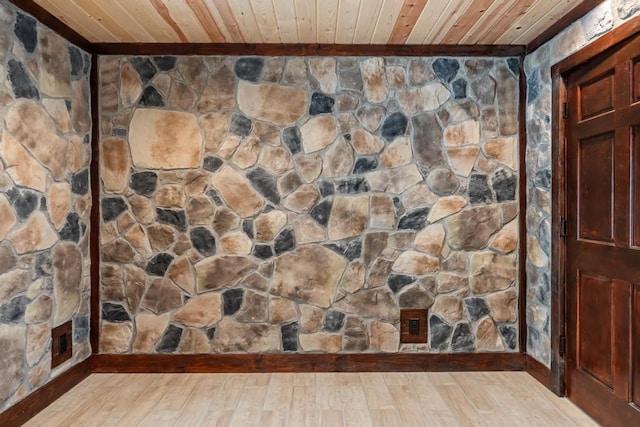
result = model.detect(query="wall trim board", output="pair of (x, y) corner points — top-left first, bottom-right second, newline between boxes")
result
(91, 43), (525, 57)
(0, 358), (92, 426)
(526, 355), (552, 389)
(526, 0), (606, 54)
(518, 57), (528, 354)
(6, 0), (93, 52)
(92, 353), (526, 373)
(89, 54), (101, 354)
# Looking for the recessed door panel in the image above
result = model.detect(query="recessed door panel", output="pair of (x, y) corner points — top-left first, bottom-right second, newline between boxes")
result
(633, 58), (640, 103)
(633, 284), (640, 408)
(633, 127), (640, 247)
(580, 71), (614, 120)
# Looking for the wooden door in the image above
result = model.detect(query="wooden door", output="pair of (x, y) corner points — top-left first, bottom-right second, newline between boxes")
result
(566, 31), (640, 426)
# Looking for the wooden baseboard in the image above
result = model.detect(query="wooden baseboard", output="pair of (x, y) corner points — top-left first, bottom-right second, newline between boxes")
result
(525, 354), (552, 389)
(93, 352), (526, 373)
(0, 357), (92, 426)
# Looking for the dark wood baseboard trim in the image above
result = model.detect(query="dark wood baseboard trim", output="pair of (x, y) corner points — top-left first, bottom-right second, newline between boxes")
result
(0, 357), (92, 426)
(525, 355), (552, 390)
(93, 352), (525, 373)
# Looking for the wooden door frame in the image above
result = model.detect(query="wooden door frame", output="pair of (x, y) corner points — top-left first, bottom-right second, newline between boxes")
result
(550, 14), (640, 397)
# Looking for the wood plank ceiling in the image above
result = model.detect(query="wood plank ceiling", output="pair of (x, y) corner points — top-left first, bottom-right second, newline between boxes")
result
(32, 0), (583, 45)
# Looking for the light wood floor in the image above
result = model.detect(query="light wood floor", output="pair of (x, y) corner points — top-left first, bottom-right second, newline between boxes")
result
(24, 372), (596, 426)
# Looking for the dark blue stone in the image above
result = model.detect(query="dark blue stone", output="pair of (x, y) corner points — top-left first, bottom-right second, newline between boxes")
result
(14, 13), (37, 53)
(527, 71), (540, 101)
(430, 315), (453, 351)
(247, 167), (280, 205)
(0, 295), (29, 323)
(234, 57), (264, 82)
(253, 245), (273, 260)
(130, 171), (158, 196)
(535, 169), (551, 190)
(203, 156), (224, 173)
(69, 46), (85, 78)
(59, 213), (81, 242)
(9, 189), (38, 220)
(223, 289), (244, 315)
(154, 56), (177, 71)
(325, 243), (344, 255)
(73, 316), (89, 342)
(352, 156), (378, 174)
(433, 58), (460, 83)
(468, 174), (493, 205)
(309, 92), (335, 115)
(146, 253), (174, 277)
(398, 207), (430, 230)
(452, 79), (467, 99)
(274, 229), (295, 255)
(102, 302), (131, 323)
(343, 133), (351, 141)
(230, 113), (252, 137)
(322, 310), (345, 332)
(138, 86), (164, 107)
(243, 219), (254, 238)
(317, 180), (334, 197)
(130, 57), (157, 84)
(157, 325), (183, 353)
(206, 327), (216, 340)
(207, 189), (224, 205)
(8, 59), (39, 99)
(35, 253), (52, 277)
(465, 298), (489, 321)
(71, 169), (89, 195)
(381, 112), (408, 141)
(493, 169), (517, 202)
(344, 239), (362, 261)
(156, 208), (187, 232)
(387, 274), (414, 293)
(310, 199), (332, 227)
(281, 322), (299, 351)
(501, 325), (517, 350)
(283, 127), (301, 154)
(507, 58), (520, 76)
(335, 177), (369, 194)
(451, 323), (475, 352)
(101, 197), (127, 222)
(190, 227), (216, 256)
(39, 197), (47, 212)
(113, 128), (127, 138)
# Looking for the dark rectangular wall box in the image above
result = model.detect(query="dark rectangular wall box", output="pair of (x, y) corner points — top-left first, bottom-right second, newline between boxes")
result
(51, 321), (73, 368)
(400, 309), (429, 344)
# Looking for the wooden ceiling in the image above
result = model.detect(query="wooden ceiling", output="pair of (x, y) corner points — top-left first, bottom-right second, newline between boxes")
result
(31, 0), (585, 46)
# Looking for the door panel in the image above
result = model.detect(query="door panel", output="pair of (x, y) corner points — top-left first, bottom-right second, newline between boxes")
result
(633, 284), (640, 408)
(633, 127), (640, 247)
(579, 70), (615, 119)
(633, 58), (640, 103)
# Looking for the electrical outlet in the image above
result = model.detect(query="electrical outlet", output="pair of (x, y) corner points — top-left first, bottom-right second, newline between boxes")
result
(52, 321), (73, 368)
(400, 309), (428, 343)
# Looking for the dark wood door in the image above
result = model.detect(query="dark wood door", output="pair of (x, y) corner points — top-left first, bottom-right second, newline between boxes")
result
(566, 31), (640, 426)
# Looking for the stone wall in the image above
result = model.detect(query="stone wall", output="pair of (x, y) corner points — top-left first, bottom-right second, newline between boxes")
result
(525, 0), (640, 365)
(99, 54), (520, 355)
(0, 0), (92, 412)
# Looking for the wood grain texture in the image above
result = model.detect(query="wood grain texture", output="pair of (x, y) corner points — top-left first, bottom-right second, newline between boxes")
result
(526, 354), (552, 389)
(89, 54), (100, 354)
(518, 56), (528, 356)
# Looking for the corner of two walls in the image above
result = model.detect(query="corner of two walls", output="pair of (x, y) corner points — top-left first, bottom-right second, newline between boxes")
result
(524, 0), (640, 366)
(97, 55), (521, 355)
(0, 0), (92, 413)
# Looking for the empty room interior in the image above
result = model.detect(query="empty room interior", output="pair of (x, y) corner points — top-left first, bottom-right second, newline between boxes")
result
(1, 0), (639, 425)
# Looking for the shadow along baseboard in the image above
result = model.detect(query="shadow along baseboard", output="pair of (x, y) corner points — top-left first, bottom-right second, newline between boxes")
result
(525, 355), (552, 390)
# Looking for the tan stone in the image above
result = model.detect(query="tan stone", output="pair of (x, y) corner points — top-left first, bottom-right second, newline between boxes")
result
(444, 121), (480, 146)
(173, 293), (222, 328)
(146, 225), (175, 252)
(196, 256), (257, 292)
(300, 332), (342, 353)
(178, 328), (211, 353)
(309, 58), (337, 93)
(258, 145), (293, 176)
(283, 185), (319, 213)
(0, 269), (29, 302)
(9, 212), (57, 254)
(270, 297), (297, 324)
(272, 245), (347, 308)
(437, 273), (467, 293)
(237, 81), (308, 125)
(294, 216), (328, 244)
(392, 251), (439, 275)
(402, 184), (438, 210)
(101, 138), (130, 193)
(168, 82), (197, 110)
(0, 132), (48, 192)
(367, 165), (422, 194)
(447, 146), (480, 177)
(186, 196), (215, 225)
(242, 272), (270, 291)
(386, 66), (406, 89)
(334, 288), (398, 321)
(211, 165), (264, 217)
(130, 196), (155, 224)
(253, 122), (280, 146)
(469, 252), (516, 295)
(476, 317), (505, 351)
(6, 100), (68, 179)
(323, 137), (354, 178)
(301, 116), (337, 153)
(356, 105), (385, 132)
(255, 210), (287, 241)
(340, 261), (365, 294)
(0, 193), (17, 240)
(490, 219), (518, 254)
(124, 265), (146, 313)
(446, 206), (502, 250)
(100, 322), (133, 353)
(142, 279), (183, 315)
(53, 243), (82, 325)
(236, 290), (269, 323)
(397, 83), (450, 114)
(213, 207), (241, 235)
(0, 324), (26, 402)
(119, 63), (143, 107)
(26, 323), (49, 367)
(198, 64), (235, 111)
(200, 112), (230, 154)
(352, 129), (384, 155)
(428, 196), (467, 223)
(415, 224), (446, 256)
(370, 321), (399, 352)
(129, 109), (202, 169)
(433, 295), (464, 324)
(38, 29), (71, 97)
(124, 224), (152, 258)
(300, 304), (324, 333)
(220, 231), (253, 255)
(380, 137), (412, 168)
(528, 237), (548, 268)
(486, 289), (517, 323)
(100, 57), (119, 112)
(117, 212), (136, 234)
(398, 285), (435, 309)
(328, 195), (369, 240)
(294, 154), (323, 182)
(483, 136), (517, 170)
(214, 317), (281, 352)
(43, 98), (71, 133)
(167, 256), (195, 294)
(24, 294), (52, 324)
(217, 135), (241, 159)
(133, 312), (171, 353)
(67, 135), (86, 174)
(361, 58), (388, 103)
(71, 79), (91, 134)
(233, 137), (261, 169)
(370, 194), (396, 229)
(102, 238), (136, 263)
(155, 185), (185, 208)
